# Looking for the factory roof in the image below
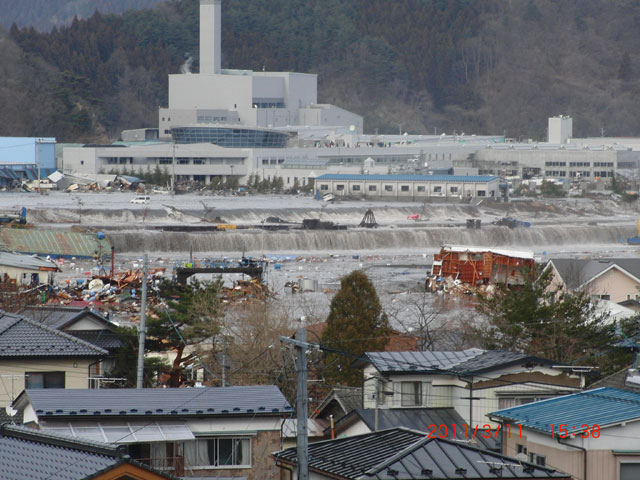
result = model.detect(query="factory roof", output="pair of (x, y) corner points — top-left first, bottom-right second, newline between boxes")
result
(315, 174), (499, 182)
(0, 229), (110, 259)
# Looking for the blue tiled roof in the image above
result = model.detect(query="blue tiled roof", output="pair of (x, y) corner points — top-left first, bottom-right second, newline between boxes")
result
(315, 174), (500, 182)
(489, 387), (640, 435)
(22, 385), (292, 418)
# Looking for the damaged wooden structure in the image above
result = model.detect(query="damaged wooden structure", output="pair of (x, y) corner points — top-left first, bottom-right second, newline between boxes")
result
(431, 245), (535, 286)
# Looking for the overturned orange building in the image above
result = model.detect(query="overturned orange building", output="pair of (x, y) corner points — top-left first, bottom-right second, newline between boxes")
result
(432, 245), (535, 286)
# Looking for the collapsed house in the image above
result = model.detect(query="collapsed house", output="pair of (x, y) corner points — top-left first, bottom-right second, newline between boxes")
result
(430, 245), (535, 289)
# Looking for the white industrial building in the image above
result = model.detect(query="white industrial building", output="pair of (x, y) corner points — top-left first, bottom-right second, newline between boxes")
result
(315, 174), (501, 200)
(60, 3), (640, 190)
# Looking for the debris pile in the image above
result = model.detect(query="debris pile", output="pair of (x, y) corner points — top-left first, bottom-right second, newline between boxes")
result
(220, 278), (275, 304)
(51, 268), (167, 317)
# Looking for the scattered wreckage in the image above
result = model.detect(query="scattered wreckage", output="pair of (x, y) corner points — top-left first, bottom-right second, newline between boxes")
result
(427, 245), (536, 295)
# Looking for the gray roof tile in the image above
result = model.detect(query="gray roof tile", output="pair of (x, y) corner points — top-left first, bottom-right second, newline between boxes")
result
(353, 408), (497, 450)
(21, 306), (109, 330)
(0, 312), (107, 358)
(23, 385), (292, 418)
(0, 424), (119, 480)
(362, 349), (555, 375)
(548, 258), (640, 290)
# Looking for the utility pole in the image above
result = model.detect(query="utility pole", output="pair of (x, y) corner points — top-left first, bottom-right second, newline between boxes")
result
(136, 254), (148, 389)
(171, 142), (176, 196)
(36, 138), (41, 194)
(279, 323), (309, 480)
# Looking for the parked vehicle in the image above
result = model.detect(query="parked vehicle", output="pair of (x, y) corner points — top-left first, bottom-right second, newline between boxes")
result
(130, 195), (151, 204)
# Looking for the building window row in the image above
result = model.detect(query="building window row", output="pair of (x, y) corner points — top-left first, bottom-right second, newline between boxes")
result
(545, 171), (566, 177)
(545, 161), (566, 166)
(593, 162), (614, 167)
(569, 161), (590, 167)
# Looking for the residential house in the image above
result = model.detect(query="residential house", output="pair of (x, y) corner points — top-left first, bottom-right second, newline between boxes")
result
(489, 387), (640, 480)
(329, 407), (497, 451)
(21, 305), (124, 382)
(0, 311), (107, 407)
(312, 386), (362, 425)
(0, 423), (176, 480)
(0, 250), (58, 286)
(545, 258), (640, 303)
(13, 385), (292, 479)
(356, 349), (584, 428)
(273, 427), (571, 480)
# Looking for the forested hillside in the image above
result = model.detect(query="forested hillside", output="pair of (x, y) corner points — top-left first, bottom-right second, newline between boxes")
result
(3, 0), (640, 142)
(0, 0), (165, 31)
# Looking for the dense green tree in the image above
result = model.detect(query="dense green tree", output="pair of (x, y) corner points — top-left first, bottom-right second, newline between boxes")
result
(475, 268), (614, 366)
(108, 326), (170, 387)
(321, 270), (391, 386)
(540, 181), (566, 198)
(147, 278), (223, 387)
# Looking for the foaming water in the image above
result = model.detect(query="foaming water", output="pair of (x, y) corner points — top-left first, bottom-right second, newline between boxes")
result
(113, 224), (633, 254)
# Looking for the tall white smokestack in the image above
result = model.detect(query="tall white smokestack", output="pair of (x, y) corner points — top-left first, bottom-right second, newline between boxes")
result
(200, 0), (221, 74)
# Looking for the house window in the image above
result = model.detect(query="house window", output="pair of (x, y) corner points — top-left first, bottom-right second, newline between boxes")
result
(516, 444), (527, 455)
(621, 463), (640, 480)
(384, 185), (393, 192)
(320, 184), (328, 191)
(400, 185), (409, 192)
(26, 371), (65, 389)
(528, 453), (545, 466)
(187, 437), (251, 468)
(352, 185), (361, 191)
(450, 186), (459, 193)
(400, 381), (422, 407)
(417, 186), (425, 192)
(336, 184), (345, 191)
(477, 190), (486, 197)
(434, 186), (442, 193)
(368, 185), (377, 192)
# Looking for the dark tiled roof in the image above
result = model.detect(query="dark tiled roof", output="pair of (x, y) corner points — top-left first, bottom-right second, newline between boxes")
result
(21, 385), (291, 418)
(353, 408), (497, 451)
(361, 349), (555, 375)
(0, 424), (119, 480)
(490, 387), (640, 436)
(275, 428), (424, 477)
(21, 306), (112, 330)
(0, 424), (176, 480)
(68, 330), (123, 350)
(274, 427), (569, 479)
(0, 312), (107, 358)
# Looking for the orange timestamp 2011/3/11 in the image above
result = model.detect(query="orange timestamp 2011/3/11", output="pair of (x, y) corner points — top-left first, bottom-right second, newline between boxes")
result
(426, 423), (523, 440)
(549, 424), (600, 438)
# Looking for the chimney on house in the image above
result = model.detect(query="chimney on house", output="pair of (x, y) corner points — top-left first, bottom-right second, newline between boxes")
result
(200, 0), (221, 74)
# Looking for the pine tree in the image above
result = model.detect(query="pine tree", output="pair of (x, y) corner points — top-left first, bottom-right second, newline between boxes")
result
(321, 270), (390, 386)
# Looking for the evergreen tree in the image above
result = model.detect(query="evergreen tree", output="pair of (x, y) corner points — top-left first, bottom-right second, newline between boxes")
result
(475, 268), (614, 366)
(321, 270), (390, 386)
(146, 278), (223, 387)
